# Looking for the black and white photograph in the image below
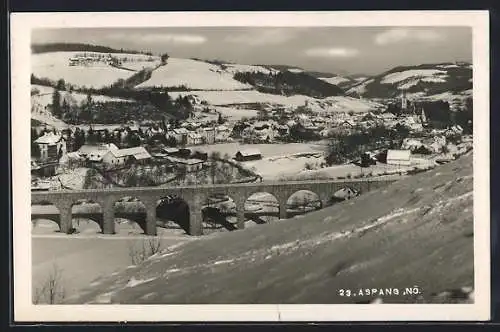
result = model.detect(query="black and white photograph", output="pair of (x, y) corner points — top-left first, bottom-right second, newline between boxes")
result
(11, 11), (490, 321)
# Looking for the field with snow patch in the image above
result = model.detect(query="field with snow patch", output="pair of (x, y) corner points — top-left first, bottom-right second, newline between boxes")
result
(169, 90), (380, 113)
(31, 84), (133, 108)
(318, 76), (351, 86)
(32, 52), (159, 89)
(136, 58), (254, 90)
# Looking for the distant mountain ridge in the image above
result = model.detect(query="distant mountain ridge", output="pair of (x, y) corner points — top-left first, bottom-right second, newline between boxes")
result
(347, 62), (472, 99)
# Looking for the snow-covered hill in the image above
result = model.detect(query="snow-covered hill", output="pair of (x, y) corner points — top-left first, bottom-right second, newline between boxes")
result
(32, 51), (161, 89)
(347, 62), (472, 99)
(318, 76), (351, 86)
(136, 58), (267, 90)
(31, 84), (134, 129)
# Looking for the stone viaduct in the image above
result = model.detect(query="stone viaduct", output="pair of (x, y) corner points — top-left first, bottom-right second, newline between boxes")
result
(31, 178), (398, 236)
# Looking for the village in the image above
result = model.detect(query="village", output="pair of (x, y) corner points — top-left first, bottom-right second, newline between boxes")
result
(31, 90), (473, 192)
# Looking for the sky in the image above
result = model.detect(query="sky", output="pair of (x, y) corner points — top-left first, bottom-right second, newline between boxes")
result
(32, 27), (472, 76)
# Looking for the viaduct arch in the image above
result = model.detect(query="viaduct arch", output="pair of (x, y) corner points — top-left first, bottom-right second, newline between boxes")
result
(31, 178), (398, 236)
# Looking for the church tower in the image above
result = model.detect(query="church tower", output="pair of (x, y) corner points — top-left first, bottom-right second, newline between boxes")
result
(420, 107), (427, 124)
(401, 89), (408, 111)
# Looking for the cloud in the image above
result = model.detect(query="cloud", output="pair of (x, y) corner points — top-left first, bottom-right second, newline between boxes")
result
(374, 28), (444, 45)
(108, 33), (206, 45)
(304, 47), (359, 58)
(224, 29), (297, 46)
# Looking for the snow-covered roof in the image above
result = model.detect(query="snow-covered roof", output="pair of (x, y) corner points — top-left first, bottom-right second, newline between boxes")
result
(167, 157), (204, 165)
(173, 128), (189, 135)
(34, 132), (62, 145)
(110, 147), (151, 160)
(217, 125), (229, 131)
(66, 152), (84, 160)
(380, 112), (396, 119)
(103, 143), (119, 151)
(163, 147), (180, 154)
(88, 155), (103, 162)
(78, 144), (111, 156)
(387, 149), (411, 161)
(236, 148), (262, 157)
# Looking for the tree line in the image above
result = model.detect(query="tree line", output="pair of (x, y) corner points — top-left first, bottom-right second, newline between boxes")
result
(31, 42), (154, 55)
(233, 70), (344, 98)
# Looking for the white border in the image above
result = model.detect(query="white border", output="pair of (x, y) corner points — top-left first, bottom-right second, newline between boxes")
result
(12, 11), (490, 322)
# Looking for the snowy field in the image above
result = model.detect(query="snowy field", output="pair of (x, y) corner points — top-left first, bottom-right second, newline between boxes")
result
(222, 63), (278, 75)
(380, 69), (448, 85)
(215, 106), (260, 121)
(169, 90), (380, 113)
(32, 231), (194, 301)
(318, 76), (350, 86)
(32, 52), (159, 89)
(347, 79), (374, 95)
(191, 142), (327, 159)
(32, 84), (133, 108)
(292, 158), (435, 181)
(168, 89), (313, 106)
(136, 58), (253, 90)
(244, 153), (325, 180)
(191, 142), (329, 181)
(191, 142), (436, 181)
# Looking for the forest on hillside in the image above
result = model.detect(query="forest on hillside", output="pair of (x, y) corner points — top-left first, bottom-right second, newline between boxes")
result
(31, 43), (153, 55)
(233, 70), (345, 98)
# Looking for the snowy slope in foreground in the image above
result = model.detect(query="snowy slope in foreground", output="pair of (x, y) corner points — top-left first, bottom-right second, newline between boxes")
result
(66, 153), (473, 304)
(32, 52), (160, 89)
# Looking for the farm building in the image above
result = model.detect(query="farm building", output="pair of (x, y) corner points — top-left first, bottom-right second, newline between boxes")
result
(78, 143), (118, 163)
(167, 157), (205, 173)
(235, 148), (262, 162)
(102, 146), (152, 167)
(386, 149), (412, 166)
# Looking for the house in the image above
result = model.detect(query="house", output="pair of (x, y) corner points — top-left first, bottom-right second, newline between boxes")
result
(216, 125), (231, 142)
(147, 125), (164, 138)
(276, 124), (290, 136)
(34, 131), (67, 161)
(445, 125), (464, 136)
(59, 152), (85, 168)
(297, 114), (314, 128)
(235, 148), (262, 162)
(379, 112), (397, 120)
(187, 132), (203, 146)
(102, 146), (152, 168)
(401, 138), (424, 151)
(167, 157), (205, 172)
(180, 158), (206, 172)
(386, 149), (412, 166)
(200, 127), (216, 144)
(172, 128), (190, 145)
(78, 143), (117, 163)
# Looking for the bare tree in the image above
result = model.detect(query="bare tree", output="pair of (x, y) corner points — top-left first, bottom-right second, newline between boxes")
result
(33, 263), (66, 304)
(128, 237), (163, 265)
